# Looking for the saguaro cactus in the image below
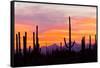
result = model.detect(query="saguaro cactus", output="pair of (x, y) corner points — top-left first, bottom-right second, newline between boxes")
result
(16, 34), (19, 53)
(89, 35), (91, 50)
(69, 16), (71, 49)
(33, 32), (35, 50)
(64, 16), (75, 52)
(64, 38), (75, 52)
(36, 25), (39, 52)
(28, 46), (31, 53)
(93, 34), (97, 50)
(18, 32), (21, 53)
(95, 34), (97, 46)
(81, 36), (85, 52)
(23, 32), (27, 55)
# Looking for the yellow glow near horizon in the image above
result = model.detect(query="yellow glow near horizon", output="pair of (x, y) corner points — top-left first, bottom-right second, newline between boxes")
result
(14, 17), (96, 49)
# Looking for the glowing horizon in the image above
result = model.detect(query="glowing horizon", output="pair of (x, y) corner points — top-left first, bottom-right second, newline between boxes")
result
(14, 2), (96, 49)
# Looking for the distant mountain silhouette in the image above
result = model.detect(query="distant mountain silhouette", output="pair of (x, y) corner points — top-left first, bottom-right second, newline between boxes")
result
(40, 42), (95, 54)
(40, 43), (59, 54)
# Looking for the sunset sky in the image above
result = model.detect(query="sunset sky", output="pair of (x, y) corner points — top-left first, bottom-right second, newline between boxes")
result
(14, 2), (96, 48)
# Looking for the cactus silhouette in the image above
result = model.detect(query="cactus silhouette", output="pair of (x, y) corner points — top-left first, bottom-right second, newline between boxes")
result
(18, 32), (21, 53)
(93, 34), (97, 50)
(28, 46), (31, 53)
(16, 34), (19, 53)
(95, 34), (97, 46)
(33, 32), (35, 50)
(35, 25), (40, 52)
(64, 38), (75, 52)
(89, 35), (91, 50)
(81, 36), (85, 52)
(23, 32), (27, 56)
(64, 16), (75, 52)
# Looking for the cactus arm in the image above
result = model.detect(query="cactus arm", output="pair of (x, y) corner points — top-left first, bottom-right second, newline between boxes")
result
(71, 41), (75, 48)
(64, 38), (68, 48)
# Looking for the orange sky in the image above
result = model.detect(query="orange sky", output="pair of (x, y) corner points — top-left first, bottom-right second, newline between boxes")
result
(14, 2), (97, 49)
(14, 17), (96, 48)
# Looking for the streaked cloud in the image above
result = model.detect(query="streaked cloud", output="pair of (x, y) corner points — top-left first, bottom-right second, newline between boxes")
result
(14, 2), (96, 48)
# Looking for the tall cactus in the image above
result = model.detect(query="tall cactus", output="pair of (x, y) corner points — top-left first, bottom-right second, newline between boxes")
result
(16, 33), (19, 53)
(36, 25), (39, 52)
(69, 16), (71, 50)
(64, 16), (75, 52)
(93, 34), (97, 50)
(23, 32), (27, 55)
(95, 34), (97, 46)
(28, 46), (31, 53)
(33, 32), (35, 50)
(89, 35), (91, 50)
(18, 32), (21, 53)
(81, 36), (85, 52)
